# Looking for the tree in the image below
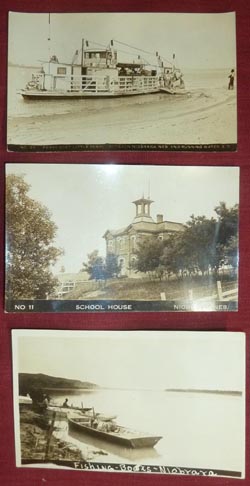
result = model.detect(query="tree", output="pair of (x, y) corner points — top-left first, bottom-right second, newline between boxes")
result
(83, 250), (120, 280)
(134, 237), (165, 275)
(105, 253), (121, 279)
(214, 202), (239, 246)
(133, 203), (239, 280)
(6, 174), (63, 299)
(222, 234), (238, 272)
(160, 234), (187, 277)
(181, 215), (218, 275)
(83, 250), (106, 280)
(83, 250), (105, 280)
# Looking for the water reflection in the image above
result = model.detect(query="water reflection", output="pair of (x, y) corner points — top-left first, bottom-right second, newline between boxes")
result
(68, 426), (160, 462)
(53, 415), (160, 463)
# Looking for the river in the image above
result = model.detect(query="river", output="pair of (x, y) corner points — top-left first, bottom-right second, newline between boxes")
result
(48, 388), (244, 475)
(7, 66), (230, 118)
(7, 66), (236, 146)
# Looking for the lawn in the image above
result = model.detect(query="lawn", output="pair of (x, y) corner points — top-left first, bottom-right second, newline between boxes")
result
(66, 274), (237, 301)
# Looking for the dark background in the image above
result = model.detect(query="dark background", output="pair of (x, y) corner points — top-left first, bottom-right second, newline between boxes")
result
(0, 0), (249, 485)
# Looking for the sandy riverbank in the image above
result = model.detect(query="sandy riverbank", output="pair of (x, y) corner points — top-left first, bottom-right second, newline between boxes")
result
(7, 87), (236, 147)
(19, 407), (109, 464)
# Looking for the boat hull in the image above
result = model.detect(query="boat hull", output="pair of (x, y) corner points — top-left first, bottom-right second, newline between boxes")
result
(45, 405), (92, 419)
(68, 417), (162, 449)
(20, 89), (161, 100)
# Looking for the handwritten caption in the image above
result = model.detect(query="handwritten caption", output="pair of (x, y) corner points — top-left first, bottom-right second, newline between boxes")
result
(73, 462), (218, 476)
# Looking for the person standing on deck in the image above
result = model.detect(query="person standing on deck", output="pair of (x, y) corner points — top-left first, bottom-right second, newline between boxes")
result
(228, 69), (235, 90)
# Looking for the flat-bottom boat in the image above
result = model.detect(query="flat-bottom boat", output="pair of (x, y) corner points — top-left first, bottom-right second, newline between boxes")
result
(68, 416), (162, 449)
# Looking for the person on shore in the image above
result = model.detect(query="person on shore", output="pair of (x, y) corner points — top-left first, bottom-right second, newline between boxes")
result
(41, 394), (49, 410)
(62, 398), (69, 408)
(228, 69), (235, 90)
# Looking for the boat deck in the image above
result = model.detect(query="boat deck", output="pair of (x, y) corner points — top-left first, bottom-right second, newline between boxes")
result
(69, 416), (162, 448)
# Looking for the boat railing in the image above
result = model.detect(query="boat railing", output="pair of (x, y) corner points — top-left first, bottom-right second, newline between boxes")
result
(25, 72), (161, 95)
(117, 76), (159, 93)
(68, 74), (111, 93)
(64, 74), (160, 94)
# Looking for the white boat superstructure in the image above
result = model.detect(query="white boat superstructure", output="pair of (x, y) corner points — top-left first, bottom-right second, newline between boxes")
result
(21, 41), (187, 99)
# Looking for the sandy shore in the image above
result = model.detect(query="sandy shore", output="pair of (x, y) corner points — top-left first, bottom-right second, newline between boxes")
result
(19, 407), (110, 465)
(7, 87), (236, 146)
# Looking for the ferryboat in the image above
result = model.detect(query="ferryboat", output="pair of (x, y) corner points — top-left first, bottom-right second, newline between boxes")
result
(20, 39), (187, 100)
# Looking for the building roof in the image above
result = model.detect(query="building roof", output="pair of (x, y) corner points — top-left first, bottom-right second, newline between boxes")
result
(104, 219), (185, 238)
(154, 220), (185, 232)
(103, 226), (129, 238)
(132, 197), (154, 204)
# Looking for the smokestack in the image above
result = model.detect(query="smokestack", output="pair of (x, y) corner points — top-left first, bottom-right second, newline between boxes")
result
(157, 214), (163, 223)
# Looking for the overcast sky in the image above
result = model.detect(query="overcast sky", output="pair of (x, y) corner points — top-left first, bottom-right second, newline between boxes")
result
(8, 12), (236, 70)
(13, 330), (245, 391)
(6, 164), (239, 274)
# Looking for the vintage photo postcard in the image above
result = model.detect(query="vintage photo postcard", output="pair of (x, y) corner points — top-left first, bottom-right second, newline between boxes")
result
(12, 330), (245, 478)
(7, 12), (236, 151)
(5, 163), (239, 313)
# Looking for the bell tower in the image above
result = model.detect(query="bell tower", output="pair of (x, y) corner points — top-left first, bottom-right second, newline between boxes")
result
(132, 196), (154, 223)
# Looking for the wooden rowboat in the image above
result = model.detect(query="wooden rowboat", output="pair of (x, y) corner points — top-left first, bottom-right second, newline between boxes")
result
(68, 416), (162, 449)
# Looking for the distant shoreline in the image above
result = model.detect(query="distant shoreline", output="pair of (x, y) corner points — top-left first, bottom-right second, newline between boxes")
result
(165, 389), (242, 396)
(8, 63), (39, 69)
(45, 387), (242, 396)
(44, 387), (97, 391)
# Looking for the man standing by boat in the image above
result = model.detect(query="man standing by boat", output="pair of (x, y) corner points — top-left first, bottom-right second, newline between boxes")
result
(62, 398), (69, 407)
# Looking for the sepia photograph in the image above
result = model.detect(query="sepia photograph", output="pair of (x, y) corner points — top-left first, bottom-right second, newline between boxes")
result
(12, 330), (245, 478)
(5, 163), (239, 312)
(7, 12), (236, 151)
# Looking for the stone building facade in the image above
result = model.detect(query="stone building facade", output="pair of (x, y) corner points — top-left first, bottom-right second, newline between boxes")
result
(103, 197), (185, 277)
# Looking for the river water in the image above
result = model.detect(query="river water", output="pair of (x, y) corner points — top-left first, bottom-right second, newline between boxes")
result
(48, 388), (244, 474)
(7, 66), (230, 118)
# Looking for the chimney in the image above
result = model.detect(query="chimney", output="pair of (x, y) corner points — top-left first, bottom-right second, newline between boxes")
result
(157, 214), (163, 223)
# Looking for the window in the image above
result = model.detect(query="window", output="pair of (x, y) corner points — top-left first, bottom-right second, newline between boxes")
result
(62, 281), (75, 293)
(131, 235), (136, 251)
(117, 237), (124, 250)
(108, 239), (113, 249)
(57, 67), (67, 75)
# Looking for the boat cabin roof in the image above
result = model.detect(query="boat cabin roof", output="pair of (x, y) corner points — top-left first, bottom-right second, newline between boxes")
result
(42, 60), (81, 67)
(84, 48), (112, 53)
(117, 62), (143, 69)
